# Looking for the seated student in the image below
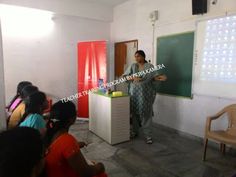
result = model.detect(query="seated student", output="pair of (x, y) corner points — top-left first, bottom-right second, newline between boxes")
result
(45, 101), (107, 177)
(8, 85), (39, 129)
(0, 127), (44, 177)
(6, 81), (32, 117)
(19, 91), (48, 135)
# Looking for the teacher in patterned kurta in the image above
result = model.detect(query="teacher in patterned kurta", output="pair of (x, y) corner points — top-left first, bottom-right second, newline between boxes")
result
(123, 50), (166, 144)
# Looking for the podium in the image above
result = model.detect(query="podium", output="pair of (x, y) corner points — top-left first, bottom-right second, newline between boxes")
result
(89, 92), (130, 145)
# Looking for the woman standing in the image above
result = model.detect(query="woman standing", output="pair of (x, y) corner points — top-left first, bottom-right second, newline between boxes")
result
(123, 50), (166, 144)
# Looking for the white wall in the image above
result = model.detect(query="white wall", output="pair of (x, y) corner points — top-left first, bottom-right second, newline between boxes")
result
(2, 11), (110, 103)
(111, 0), (236, 138)
(0, 0), (113, 22)
(0, 21), (6, 129)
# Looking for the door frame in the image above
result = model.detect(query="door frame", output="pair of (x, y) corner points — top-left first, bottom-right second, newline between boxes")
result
(114, 39), (138, 78)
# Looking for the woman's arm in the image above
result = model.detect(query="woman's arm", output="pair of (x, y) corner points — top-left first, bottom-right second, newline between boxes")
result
(154, 74), (167, 81)
(137, 64), (156, 84)
(67, 151), (105, 177)
(122, 64), (136, 83)
(78, 141), (87, 148)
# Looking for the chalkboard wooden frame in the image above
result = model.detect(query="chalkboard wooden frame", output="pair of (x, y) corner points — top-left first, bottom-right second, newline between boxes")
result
(155, 32), (194, 98)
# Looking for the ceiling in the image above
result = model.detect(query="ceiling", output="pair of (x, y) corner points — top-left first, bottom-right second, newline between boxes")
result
(84, 0), (130, 7)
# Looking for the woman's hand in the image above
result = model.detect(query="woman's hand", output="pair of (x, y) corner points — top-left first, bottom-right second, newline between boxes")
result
(126, 76), (141, 82)
(155, 74), (167, 81)
(133, 77), (142, 82)
(94, 162), (105, 174)
(78, 141), (87, 148)
(126, 75), (134, 81)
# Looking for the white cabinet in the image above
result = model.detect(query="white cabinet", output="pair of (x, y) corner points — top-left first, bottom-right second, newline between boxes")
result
(89, 92), (130, 145)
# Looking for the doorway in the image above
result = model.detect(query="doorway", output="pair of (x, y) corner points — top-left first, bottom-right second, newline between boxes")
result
(114, 40), (138, 93)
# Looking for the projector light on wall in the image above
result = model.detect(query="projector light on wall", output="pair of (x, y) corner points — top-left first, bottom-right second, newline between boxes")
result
(200, 15), (236, 83)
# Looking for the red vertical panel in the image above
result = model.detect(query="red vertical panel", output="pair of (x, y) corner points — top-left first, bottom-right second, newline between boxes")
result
(77, 41), (107, 118)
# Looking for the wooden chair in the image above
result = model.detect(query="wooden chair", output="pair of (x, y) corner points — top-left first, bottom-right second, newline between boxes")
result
(203, 104), (236, 161)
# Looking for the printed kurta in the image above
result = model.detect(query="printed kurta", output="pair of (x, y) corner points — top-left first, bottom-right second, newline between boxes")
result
(123, 63), (158, 118)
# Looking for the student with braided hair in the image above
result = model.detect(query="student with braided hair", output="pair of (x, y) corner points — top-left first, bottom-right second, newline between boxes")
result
(44, 100), (107, 177)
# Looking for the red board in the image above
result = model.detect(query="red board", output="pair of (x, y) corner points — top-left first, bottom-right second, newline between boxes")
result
(77, 41), (107, 118)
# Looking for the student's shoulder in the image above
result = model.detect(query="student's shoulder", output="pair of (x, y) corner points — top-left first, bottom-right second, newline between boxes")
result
(12, 102), (25, 112)
(51, 134), (78, 149)
(31, 113), (44, 120)
(27, 114), (45, 127)
(20, 102), (25, 108)
(60, 133), (77, 143)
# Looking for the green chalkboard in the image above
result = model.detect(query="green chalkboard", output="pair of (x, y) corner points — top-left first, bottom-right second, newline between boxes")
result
(156, 32), (194, 98)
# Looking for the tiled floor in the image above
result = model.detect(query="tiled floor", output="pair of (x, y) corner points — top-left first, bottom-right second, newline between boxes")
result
(70, 120), (236, 177)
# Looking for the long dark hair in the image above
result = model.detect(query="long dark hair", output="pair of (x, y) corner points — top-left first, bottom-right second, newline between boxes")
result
(21, 85), (39, 100)
(135, 50), (148, 63)
(19, 91), (46, 124)
(44, 101), (76, 147)
(6, 81), (32, 111)
(7, 85), (39, 128)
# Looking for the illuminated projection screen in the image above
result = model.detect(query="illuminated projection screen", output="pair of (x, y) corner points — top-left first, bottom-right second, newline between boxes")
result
(194, 15), (236, 99)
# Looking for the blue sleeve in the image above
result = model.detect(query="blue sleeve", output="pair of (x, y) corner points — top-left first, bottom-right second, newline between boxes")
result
(123, 64), (133, 76)
(122, 63), (135, 84)
(33, 115), (46, 129)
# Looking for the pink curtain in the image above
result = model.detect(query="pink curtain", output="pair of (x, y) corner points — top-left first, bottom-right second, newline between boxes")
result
(77, 41), (107, 118)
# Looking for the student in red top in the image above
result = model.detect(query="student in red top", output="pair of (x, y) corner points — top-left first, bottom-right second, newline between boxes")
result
(44, 100), (107, 177)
